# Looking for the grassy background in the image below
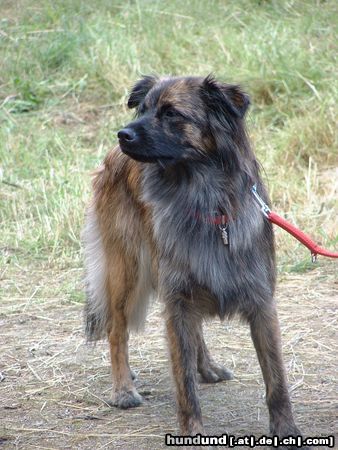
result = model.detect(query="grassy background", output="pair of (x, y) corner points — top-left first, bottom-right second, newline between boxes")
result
(0, 0), (337, 293)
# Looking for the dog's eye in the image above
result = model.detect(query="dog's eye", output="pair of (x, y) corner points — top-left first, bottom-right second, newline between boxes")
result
(161, 105), (180, 119)
(165, 108), (176, 118)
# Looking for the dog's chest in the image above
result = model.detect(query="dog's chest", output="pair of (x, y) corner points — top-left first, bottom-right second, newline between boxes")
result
(141, 167), (273, 312)
(151, 202), (264, 276)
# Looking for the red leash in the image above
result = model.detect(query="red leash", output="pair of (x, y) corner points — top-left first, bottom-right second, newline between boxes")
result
(252, 185), (338, 262)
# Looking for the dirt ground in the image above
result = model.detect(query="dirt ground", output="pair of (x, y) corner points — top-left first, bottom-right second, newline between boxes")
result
(0, 260), (337, 449)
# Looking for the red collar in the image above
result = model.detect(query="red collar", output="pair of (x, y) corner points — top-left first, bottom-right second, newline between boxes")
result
(193, 211), (228, 226)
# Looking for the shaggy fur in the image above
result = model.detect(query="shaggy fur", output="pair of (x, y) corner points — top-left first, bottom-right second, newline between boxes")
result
(83, 75), (308, 449)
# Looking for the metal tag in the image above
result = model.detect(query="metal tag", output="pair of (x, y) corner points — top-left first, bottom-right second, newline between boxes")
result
(219, 225), (229, 246)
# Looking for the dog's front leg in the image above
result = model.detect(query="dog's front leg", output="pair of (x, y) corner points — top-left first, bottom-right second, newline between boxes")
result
(165, 299), (204, 436)
(249, 303), (309, 449)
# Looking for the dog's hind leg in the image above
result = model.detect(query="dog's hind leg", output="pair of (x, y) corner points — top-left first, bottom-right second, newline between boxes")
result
(108, 305), (143, 409)
(84, 208), (146, 409)
(106, 249), (149, 410)
(249, 303), (308, 449)
(196, 322), (233, 383)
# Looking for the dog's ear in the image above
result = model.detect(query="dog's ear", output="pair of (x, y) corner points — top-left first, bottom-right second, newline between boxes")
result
(201, 75), (250, 119)
(127, 75), (158, 109)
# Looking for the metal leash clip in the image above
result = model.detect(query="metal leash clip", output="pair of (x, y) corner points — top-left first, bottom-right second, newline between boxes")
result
(251, 184), (271, 217)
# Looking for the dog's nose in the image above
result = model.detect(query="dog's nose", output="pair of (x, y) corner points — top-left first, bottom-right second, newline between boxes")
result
(117, 128), (136, 142)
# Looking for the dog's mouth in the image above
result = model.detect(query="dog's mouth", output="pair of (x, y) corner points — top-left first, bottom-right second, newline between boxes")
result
(120, 145), (175, 164)
(122, 149), (159, 163)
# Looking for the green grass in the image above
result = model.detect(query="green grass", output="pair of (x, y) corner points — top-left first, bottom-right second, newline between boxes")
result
(0, 0), (337, 278)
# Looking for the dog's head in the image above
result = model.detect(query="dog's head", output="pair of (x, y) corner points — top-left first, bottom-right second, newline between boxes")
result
(118, 75), (250, 166)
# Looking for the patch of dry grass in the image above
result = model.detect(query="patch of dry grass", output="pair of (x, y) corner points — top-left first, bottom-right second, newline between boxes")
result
(1, 262), (337, 449)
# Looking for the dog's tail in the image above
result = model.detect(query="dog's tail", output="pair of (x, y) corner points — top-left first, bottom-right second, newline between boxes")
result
(82, 207), (109, 342)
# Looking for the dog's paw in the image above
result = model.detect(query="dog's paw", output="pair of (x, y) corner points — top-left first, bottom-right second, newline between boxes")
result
(108, 388), (143, 409)
(271, 424), (310, 450)
(199, 363), (233, 383)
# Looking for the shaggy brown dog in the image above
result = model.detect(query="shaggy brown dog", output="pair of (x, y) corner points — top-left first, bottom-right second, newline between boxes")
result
(83, 75), (308, 449)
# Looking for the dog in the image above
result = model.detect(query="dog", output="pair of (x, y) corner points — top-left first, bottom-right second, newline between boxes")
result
(83, 75), (308, 448)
